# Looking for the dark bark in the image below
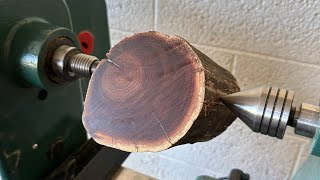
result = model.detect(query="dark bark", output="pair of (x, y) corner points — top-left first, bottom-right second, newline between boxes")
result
(176, 47), (239, 145)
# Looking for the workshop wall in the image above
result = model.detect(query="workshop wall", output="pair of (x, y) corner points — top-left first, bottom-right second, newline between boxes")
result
(106, 0), (320, 179)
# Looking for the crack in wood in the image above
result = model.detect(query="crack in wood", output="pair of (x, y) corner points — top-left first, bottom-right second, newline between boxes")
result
(152, 112), (173, 145)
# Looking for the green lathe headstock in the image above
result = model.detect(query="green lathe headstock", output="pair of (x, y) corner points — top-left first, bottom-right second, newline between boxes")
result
(0, 0), (110, 179)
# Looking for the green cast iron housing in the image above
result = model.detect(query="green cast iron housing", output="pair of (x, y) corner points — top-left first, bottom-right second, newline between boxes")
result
(0, 0), (110, 179)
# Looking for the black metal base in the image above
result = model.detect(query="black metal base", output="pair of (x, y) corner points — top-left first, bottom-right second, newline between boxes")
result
(46, 139), (129, 180)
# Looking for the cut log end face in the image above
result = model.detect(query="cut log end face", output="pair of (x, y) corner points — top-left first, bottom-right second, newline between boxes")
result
(83, 32), (238, 152)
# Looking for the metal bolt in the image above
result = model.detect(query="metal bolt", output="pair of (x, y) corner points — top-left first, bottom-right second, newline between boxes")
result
(32, 144), (38, 149)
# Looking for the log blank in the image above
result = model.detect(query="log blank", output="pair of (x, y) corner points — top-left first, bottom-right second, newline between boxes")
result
(82, 32), (239, 152)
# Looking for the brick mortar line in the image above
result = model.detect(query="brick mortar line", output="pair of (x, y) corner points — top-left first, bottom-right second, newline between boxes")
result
(128, 146), (299, 179)
(108, 29), (320, 68)
(192, 43), (320, 69)
(284, 133), (311, 144)
(109, 28), (134, 34)
(153, 0), (158, 31)
(290, 144), (308, 177)
(231, 55), (238, 75)
(157, 154), (225, 178)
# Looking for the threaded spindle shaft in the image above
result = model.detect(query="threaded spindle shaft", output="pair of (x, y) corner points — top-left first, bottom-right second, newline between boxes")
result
(68, 54), (99, 77)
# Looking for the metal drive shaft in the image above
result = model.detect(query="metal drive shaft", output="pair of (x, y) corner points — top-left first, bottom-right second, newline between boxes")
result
(52, 45), (100, 81)
(68, 53), (100, 77)
(221, 86), (320, 139)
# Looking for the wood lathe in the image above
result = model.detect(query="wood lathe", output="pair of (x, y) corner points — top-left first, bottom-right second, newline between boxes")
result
(1, 1), (319, 179)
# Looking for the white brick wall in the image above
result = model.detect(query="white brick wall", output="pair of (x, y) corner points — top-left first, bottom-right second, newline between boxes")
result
(106, 0), (320, 179)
